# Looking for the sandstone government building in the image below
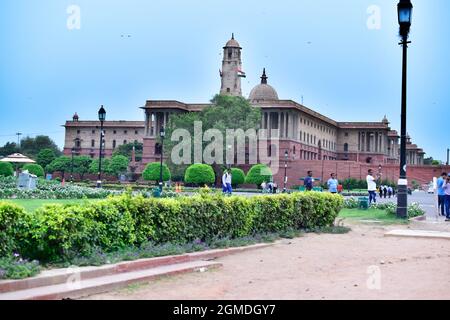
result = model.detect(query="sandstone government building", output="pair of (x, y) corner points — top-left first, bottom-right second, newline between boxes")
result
(64, 35), (430, 185)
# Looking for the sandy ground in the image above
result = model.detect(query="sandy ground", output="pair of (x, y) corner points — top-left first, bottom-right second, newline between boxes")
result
(84, 221), (450, 300)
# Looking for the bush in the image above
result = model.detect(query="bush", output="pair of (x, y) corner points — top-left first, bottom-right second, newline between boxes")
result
(0, 256), (40, 280)
(143, 162), (171, 182)
(22, 164), (45, 177)
(230, 168), (246, 187)
(0, 202), (29, 256)
(245, 164), (273, 187)
(0, 162), (14, 177)
(0, 192), (344, 263)
(184, 164), (215, 186)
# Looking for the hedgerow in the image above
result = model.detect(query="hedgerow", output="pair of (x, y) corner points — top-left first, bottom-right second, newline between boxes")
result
(0, 192), (344, 263)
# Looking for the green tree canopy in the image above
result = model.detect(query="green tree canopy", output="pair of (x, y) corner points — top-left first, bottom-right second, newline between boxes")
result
(89, 158), (112, 176)
(73, 156), (93, 180)
(0, 162), (14, 177)
(142, 162), (171, 182)
(245, 164), (273, 187)
(0, 142), (19, 157)
(22, 164), (45, 177)
(184, 164), (215, 186)
(112, 142), (143, 162)
(109, 155), (130, 176)
(36, 149), (57, 169)
(46, 156), (71, 179)
(20, 135), (61, 158)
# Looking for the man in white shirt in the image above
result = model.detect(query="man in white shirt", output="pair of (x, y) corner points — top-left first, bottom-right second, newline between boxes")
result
(225, 171), (233, 195)
(367, 169), (379, 205)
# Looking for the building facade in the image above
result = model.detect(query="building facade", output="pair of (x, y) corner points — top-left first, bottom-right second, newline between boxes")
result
(64, 35), (425, 170)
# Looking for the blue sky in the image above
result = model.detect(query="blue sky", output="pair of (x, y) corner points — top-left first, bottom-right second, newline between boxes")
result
(0, 0), (449, 160)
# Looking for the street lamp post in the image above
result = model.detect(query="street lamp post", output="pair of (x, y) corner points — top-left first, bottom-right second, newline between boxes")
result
(97, 106), (106, 188)
(159, 126), (165, 192)
(70, 148), (75, 182)
(397, 0), (413, 218)
(283, 150), (289, 193)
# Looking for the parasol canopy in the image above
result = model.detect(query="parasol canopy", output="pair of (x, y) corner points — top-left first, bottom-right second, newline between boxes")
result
(0, 153), (36, 164)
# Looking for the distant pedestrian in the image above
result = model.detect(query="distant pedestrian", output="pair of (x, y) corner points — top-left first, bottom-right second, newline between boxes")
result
(383, 186), (388, 199)
(327, 173), (339, 194)
(378, 185), (383, 199)
(437, 172), (447, 217)
(273, 183), (278, 194)
(388, 186), (393, 198)
(367, 169), (380, 205)
(304, 171), (314, 191)
(443, 175), (450, 221)
(222, 170), (228, 194)
(225, 170), (233, 195)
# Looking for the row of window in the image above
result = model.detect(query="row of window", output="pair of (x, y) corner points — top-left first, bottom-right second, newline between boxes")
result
(298, 131), (337, 151)
(74, 139), (138, 149)
(301, 118), (336, 136)
(76, 129), (141, 135)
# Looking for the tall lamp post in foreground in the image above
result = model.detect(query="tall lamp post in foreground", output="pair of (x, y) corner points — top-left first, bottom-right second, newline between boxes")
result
(159, 126), (165, 192)
(283, 150), (289, 193)
(397, 0), (413, 218)
(97, 106), (106, 188)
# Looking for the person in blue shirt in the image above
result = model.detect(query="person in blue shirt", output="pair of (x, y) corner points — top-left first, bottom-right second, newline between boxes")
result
(437, 172), (448, 216)
(327, 173), (339, 194)
(304, 171), (314, 191)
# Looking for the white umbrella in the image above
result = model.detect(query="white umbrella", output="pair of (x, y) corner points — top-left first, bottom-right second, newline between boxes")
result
(0, 153), (36, 164)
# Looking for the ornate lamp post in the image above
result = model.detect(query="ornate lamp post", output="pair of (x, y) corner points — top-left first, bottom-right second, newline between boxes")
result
(397, 0), (413, 218)
(159, 126), (165, 192)
(70, 147), (76, 182)
(283, 150), (289, 193)
(97, 106), (106, 188)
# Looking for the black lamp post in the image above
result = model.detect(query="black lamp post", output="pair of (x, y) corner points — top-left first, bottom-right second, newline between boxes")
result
(159, 126), (165, 192)
(97, 106), (106, 188)
(397, 0), (413, 218)
(283, 150), (289, 193)
(70, 148), (76, 182)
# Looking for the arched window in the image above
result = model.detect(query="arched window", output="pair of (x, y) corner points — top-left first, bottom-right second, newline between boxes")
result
(344, 143), (349, 152)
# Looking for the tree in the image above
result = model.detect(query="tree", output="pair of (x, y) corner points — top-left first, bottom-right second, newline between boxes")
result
(112, 142), (143, 162)
(109, 155), (130, 176)
(0, 162), (14, 177)
(73, 156), (93, 180)
(164, 95), (262, 183)
(0, 142), (19, 157)
(22, 164), (45, 177)
(20, 135), (61, 158)
(89, 158), (112, 176)
(46, 156), (71, 179)
(230, 168), (246, 188)
(142, 162), (171, 182)
(184, 164), (215, 186)
(245, 164), (273, 187)
(37, 149), (56, 169)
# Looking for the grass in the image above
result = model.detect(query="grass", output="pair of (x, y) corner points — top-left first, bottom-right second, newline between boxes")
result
(338, 208), (409, 225)
(0, 199), (100, 212)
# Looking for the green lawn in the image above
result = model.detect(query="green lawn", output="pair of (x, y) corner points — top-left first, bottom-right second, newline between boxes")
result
(338, 208), (408, 225)
(1, 199), (101, 212)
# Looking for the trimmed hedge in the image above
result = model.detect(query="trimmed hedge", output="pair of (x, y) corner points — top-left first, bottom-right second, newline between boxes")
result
(230, 168), (246, 187)
(23, 164), (45, 178)
(0, 192), (343, 262)
(184, 164), (215, 186)
(0, 162), (14, 177)
(245, 164), (273, 187)
(142, 162), (171, 182)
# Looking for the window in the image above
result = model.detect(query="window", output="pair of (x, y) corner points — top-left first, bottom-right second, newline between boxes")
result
(135, 130), (138, 135)
(113, 140), (116, 149)
(91, 140), (95, 147)
(113, 130), (117, 134)
(92, 130), (95, 134)
(227, 88), (231, 93)
(344, 143), (349, 152)
(228, 49), (232, 59)
(155, 143), (162, 155)
(124, 130), (128, 134)
(345, 132), (349, 137)
(123, 140), (127, 145)
(77, 130), (81, 134)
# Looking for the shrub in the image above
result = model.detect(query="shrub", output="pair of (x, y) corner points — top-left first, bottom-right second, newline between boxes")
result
(22, 164), (45, 177)
(109, 155), (130, 176)
(0, 202), (29, 256)
(36, 149), (56, 169)
(184, 164), (215, 186)
(245, 164), (272, 187)
(230, 168), (245, 187)
(0, 162), (14, 177)
(143, 162), (171, 182)
(0, 256), (40, 280)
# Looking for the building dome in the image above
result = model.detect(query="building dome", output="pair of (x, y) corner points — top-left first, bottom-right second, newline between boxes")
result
(225, 33), (241, 48)
(249, 68), (279, 102)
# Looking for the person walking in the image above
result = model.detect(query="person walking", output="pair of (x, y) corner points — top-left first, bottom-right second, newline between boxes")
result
(437, 172), (447, 217)
(443, 175), (450, 221)
(378, 185), (383, 199)
(327, 173), (339, 194)
(383, 185), (388, 199)
(222, 170), (228, 194)
(388, 186), (393, 198)
(304, 171), (314, 192)
(367, 169), (379, 205)
(225, 170), (233, 195)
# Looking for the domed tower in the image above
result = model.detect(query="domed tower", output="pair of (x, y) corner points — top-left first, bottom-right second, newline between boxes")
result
(249, 68), (279, 102)
(220, 34), (244, 96)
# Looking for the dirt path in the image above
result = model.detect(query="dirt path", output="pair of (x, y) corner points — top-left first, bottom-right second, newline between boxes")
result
(84, 223), (450, 300)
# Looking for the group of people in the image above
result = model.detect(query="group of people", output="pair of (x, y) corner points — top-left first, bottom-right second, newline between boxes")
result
(437, 172), (450, 221)
(261, 181), (279, 194)
(378, 185), (395, 199)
